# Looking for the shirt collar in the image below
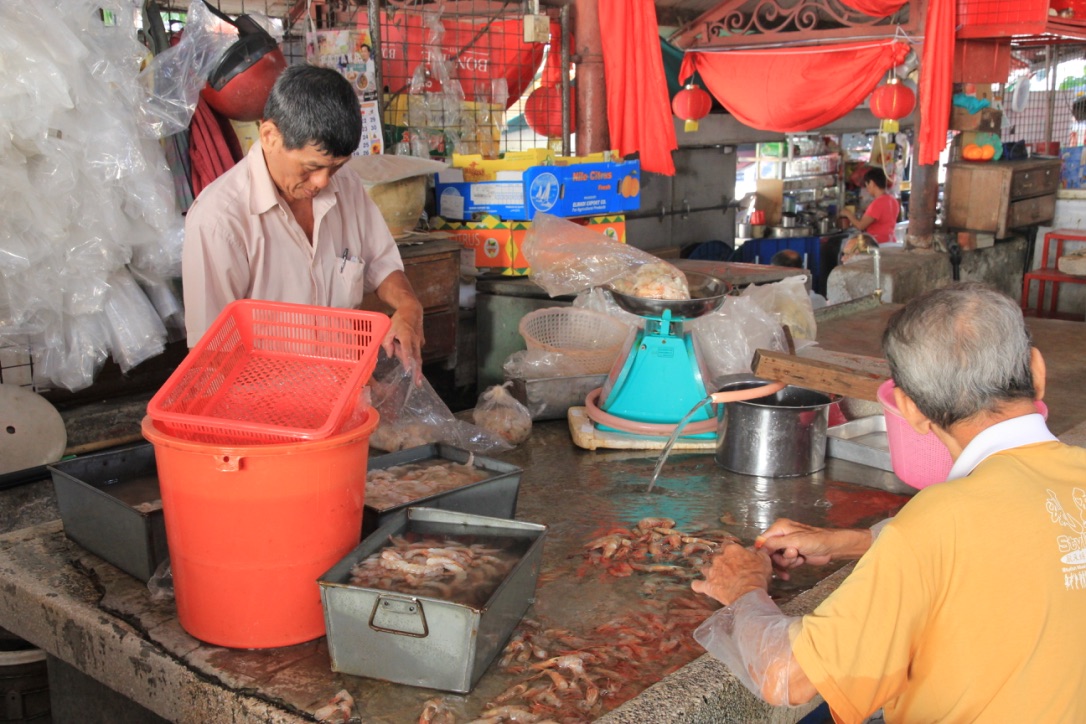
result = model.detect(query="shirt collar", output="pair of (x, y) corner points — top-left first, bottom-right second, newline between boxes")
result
(247, 141), (280, 215)
(247, 141), (340, 216)
(947, 413), (1057, 480)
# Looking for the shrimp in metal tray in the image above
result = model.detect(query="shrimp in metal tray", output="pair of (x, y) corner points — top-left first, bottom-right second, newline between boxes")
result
(610, 262), (690, 300)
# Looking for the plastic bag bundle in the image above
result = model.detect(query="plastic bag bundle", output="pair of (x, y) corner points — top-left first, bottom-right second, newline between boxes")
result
(740, 275), (817, 341)
(502, 350), (596, 380)
(473, 383), (532, 445)
(689, 296), (786, 389)
(522, 213), (686, 298)
(0, 0), (187, 390)
(368, 353), (512, 455)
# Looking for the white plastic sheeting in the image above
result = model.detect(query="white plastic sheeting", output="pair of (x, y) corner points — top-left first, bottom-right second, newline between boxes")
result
(0, 0), (210, 390)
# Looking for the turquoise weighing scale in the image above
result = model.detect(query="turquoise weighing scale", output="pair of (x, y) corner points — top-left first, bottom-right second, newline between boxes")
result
(585, 272), (729, 440)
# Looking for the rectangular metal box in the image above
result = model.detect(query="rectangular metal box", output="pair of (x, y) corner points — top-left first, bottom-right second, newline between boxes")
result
(319, 507), (546, 693)
(363, 444), (523, 538)
(826, 416), (894, 472)
(508, 374), (608, 421)
(47, 443), (168, 582)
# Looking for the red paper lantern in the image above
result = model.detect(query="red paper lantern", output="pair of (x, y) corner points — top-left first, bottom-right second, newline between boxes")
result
(870, 78), (916, 133)
(525, 84), (575, 138)
(672, 83), (712, 132)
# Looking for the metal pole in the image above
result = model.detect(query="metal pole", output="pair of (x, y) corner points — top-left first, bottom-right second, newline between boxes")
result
(573, 0), (608, 154)
(369, 0), (384, 124)
(560, 3), (571, 156)
(1044, 45), (1056, 146)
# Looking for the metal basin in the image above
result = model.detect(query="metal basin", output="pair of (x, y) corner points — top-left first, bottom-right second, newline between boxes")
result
(715, 379), (833, 477)
(607, 271), (729, 320)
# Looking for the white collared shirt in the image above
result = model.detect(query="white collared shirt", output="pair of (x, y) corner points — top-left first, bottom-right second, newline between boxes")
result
(946, 413), (1057, 480)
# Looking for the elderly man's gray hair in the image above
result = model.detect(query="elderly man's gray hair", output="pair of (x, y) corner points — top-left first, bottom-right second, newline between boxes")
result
(882, 282), (1035, 429)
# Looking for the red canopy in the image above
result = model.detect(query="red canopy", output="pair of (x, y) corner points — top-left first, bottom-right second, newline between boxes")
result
(680, 40), (910, 133)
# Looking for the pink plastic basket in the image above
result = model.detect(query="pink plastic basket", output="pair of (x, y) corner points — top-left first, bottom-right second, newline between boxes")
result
(877, 379), (1048, 490)
(148, 300), (390, 445)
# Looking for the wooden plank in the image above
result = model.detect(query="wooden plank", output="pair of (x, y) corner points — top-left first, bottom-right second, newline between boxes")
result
(751, 349), (889, 401)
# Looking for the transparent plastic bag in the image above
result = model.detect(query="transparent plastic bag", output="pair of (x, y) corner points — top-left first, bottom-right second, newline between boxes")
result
(147, 558), (174, 603)
(369, 352), (512, 454)
(102, 269), (168, 373)
(137, 0), (238, 139)
(473, 383), (532, 445)
(741, 275), (818, 341)
(522, 213), (685, 298)
(502, 349), (590, 380)
(689, 296), (786, 388)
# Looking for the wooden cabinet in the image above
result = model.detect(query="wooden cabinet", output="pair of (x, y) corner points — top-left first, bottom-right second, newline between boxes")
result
(944, 158), (1060, 238)
(361, 238), (461, 365)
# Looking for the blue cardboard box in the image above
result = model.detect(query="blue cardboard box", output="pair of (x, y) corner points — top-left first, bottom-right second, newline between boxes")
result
(1060, 146), (1086, 189)
(435, 159), (641, 220)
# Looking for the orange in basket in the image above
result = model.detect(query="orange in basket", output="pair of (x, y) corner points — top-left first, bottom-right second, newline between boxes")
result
(148, 300), (390, 444)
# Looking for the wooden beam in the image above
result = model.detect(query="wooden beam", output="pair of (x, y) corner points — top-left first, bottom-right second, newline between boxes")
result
(751, 349), (889, 401)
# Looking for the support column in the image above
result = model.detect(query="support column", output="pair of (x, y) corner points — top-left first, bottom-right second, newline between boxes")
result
(573, 0), (608, 155)
(905, 137), (938, 250)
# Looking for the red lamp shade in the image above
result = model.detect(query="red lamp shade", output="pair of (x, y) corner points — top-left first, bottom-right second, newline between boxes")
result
(525, 85), (575, 138)
(672, 83), (712, 132)
(870, 79), (916, 121)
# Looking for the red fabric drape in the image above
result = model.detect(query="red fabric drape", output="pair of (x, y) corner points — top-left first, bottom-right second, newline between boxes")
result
(189, 98), (243, 198)
(680, 40), (910, 133)
(599, 0), (678, 176)
(918, 0), (954, 165)
(838, 0), (907, 17)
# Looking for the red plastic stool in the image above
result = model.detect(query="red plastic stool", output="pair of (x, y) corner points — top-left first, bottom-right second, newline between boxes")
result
(1021, 228), (1086, 318)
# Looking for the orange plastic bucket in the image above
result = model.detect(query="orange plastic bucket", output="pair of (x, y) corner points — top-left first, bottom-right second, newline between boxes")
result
(141, 408), (378, 649)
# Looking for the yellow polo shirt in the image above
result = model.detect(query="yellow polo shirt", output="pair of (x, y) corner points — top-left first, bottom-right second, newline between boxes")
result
(793, 440), (1086, 723)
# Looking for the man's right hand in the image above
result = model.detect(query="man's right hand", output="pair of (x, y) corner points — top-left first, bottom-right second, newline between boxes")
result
(757, 519), (873, 580)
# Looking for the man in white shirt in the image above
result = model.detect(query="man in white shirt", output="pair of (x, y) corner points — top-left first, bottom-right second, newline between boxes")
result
(183, 64), (424, 378)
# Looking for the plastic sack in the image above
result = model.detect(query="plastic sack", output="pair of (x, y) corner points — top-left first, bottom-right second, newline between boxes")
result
(522, 213), (686, 298)
(741, 275), (818, 341)
(102, 268), (168, 373)
(368, 352), (512, 455)
(502, 349), (595, 380)
(689, 296), (786, 389)
(137, 0), (238, 138)
(473, 383), (532, 445)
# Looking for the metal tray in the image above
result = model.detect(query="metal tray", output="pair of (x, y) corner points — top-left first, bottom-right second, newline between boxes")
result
(363, 444), (523, 538)
(508, 374), (608, 421)
(47, 443), (168, 582)
(319, 507), (547, 693)
(826, 415), (894, 472)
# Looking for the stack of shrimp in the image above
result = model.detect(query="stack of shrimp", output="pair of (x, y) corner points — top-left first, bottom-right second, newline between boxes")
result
(349, 534), (519, 608)
(419, 593), (719, 724)
(365, 458), (488, 510)
(578, 517), (737, 579)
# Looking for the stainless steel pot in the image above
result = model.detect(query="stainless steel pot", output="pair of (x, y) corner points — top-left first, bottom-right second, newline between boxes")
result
(715, 379), (833, 477)
(768, 226), (813, 238)
(780, 214), (799, 228)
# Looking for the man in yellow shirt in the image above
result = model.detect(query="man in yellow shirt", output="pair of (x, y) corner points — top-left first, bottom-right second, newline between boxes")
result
(692, 282), (1086, 722)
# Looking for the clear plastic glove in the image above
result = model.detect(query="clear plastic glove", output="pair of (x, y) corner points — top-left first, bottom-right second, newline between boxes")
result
(694, 589), (801, 706)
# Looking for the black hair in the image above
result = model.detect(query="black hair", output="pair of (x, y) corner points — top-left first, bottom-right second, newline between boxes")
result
(263, 64), (361, 157)
(770, 249), (803, 268)
(863, 167), (889, 190)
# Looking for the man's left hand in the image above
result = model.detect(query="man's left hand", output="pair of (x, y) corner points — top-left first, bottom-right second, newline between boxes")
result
(691, 543), (773, 606)
(384, 303), (424, 385)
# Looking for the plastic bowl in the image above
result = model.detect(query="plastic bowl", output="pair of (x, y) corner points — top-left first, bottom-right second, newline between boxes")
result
(877, 379), (1048, 490)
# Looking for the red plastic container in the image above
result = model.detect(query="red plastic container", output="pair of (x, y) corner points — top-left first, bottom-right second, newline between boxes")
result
(148, 300), (390, 445)
(142, 409), (378, 648)
(956, 0), (1048, 38)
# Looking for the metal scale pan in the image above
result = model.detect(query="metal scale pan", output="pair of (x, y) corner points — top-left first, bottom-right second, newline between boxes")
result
(607, 271), (730, 321)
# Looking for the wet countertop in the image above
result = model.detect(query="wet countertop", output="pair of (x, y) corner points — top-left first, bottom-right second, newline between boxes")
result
(0, 418), (911, 724)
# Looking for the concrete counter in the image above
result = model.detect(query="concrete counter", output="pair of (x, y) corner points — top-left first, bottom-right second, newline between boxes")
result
(0, 419), (912, 723)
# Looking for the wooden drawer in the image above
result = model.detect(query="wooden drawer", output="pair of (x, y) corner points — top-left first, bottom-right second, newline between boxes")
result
(406, 255), (459, 312)
(1010, 165), (1060, 198)
(1006, 193), (1056, 232)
